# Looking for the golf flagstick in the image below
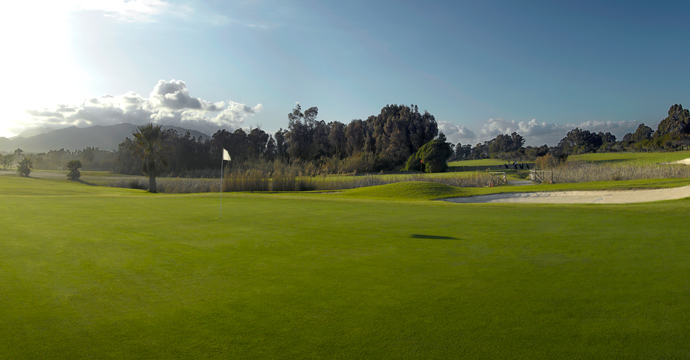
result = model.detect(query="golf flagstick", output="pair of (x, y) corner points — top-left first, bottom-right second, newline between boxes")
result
(220, 149), (231, 219)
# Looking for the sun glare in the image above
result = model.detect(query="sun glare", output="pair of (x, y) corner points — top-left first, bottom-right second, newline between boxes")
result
(0, 1), (88, 136)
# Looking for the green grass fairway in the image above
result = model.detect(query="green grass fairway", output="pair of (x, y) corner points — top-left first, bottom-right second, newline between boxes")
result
(568, 150), (690, 164)
(448, 158), (510, 167)
(2, 176), (690, 359)
(448, 150), (690, 168)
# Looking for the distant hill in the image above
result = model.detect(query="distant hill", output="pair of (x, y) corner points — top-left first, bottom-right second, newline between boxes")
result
(15, 126), (59, 139)
(0, 124), (210, 153)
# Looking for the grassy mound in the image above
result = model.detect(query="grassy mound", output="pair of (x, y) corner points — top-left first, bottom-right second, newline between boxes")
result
(341, 181), (465, 200)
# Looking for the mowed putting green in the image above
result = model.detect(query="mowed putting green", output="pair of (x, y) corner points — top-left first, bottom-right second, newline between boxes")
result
(1, 176), (689, 359)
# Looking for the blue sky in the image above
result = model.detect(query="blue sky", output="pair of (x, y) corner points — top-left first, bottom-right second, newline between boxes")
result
(2, 0), (689, 146)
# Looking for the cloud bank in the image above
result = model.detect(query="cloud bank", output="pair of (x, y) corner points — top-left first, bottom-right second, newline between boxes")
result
(438, 121), (476, 142)
(24, 80), (262, 136)
(439, 118), (644, 147)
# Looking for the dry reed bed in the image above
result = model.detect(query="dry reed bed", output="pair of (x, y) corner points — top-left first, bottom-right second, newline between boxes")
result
(109, 170), (491, 193)
(109, 162), (690, 193)
(551, 162), (690, 183)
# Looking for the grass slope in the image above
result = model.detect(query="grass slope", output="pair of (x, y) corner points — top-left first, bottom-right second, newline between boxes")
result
(569, 150), (690, 164)
(340, 181), (466, 200)
(1, 176), (690, 359)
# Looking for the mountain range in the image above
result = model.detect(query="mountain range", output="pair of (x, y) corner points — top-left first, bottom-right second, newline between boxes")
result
(0, 124), (210, 153)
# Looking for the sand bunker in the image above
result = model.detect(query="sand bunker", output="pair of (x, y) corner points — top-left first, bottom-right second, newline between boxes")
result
(443, 185), (690, 204)
(668, 158), (690, 165)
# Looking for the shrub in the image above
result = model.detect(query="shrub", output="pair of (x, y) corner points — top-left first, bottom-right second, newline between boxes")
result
(535, 153), (566, 169)
(66, 160), (82, 180)
(404, 155), (423, 172)
(406, 135), (453, 173)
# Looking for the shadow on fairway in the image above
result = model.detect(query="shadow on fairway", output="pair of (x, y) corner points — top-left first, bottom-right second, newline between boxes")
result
(411, 234), (458, 240)
(76, 179), (98, 186)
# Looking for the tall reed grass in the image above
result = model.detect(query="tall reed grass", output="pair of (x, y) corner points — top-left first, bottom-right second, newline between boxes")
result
(108, 163), (493, 194)
(552, 162), (690, 183)
(109, 178), (219, 193)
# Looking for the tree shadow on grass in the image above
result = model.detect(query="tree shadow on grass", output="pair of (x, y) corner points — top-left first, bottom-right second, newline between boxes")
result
(75, 179), (98, 186)
(411, 234), (458, 240)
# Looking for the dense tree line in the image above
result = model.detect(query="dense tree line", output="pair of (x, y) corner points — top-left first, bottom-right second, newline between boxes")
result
(450, 104), (690, 162)
(110, 103), (443, 175)
(24, 102), (685, 177)
(553, 104), (690, 155)
(29, 147), (116, 171)
(278, 103), (439, 170)
(451, 132), (549, 161)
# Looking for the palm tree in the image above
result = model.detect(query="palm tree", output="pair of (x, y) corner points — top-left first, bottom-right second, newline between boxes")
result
(17, 156), (32, 177)
(131, 124), (172, 193)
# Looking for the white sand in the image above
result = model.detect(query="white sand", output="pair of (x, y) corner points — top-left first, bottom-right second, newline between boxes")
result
(443, 185), (690, 204)
(669, 158), (690, 165)
(444, 157), (690, 204)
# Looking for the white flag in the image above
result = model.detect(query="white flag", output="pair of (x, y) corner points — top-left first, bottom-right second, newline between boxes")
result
(223, 149), (231, 161)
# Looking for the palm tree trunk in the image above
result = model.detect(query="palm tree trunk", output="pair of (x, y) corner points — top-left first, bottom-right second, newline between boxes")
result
(148, 174), (157, 193)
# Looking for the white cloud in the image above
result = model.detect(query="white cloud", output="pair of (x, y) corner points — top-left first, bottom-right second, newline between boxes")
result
(569, 120), (641, 136)
(214, 102), (263, 122)
(24, 80), (262, 136)
(26, 109), (65, 118)
(148, 80), (224, 111)
(437, 121), (476, 145)
(478, 118), (563, 145)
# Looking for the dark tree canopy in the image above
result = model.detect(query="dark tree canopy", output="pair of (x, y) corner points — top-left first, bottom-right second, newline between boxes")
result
(488, 132), (525, 156)
(328, 121), (347, 159)
(649, 104), (690, 150)
(655, 104), (690, 139)
(453, 143), (473, 161)
(274, 103), (438, 170)
(557, 128), (603, 154)
(287, 104), (320, 161)
(365, 104), (438, 169)
(631, 124), (654, 142)
(405, 133), (453, 173)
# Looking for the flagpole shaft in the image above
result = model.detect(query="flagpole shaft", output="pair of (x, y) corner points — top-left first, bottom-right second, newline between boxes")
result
(220, 157), (223, 219)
